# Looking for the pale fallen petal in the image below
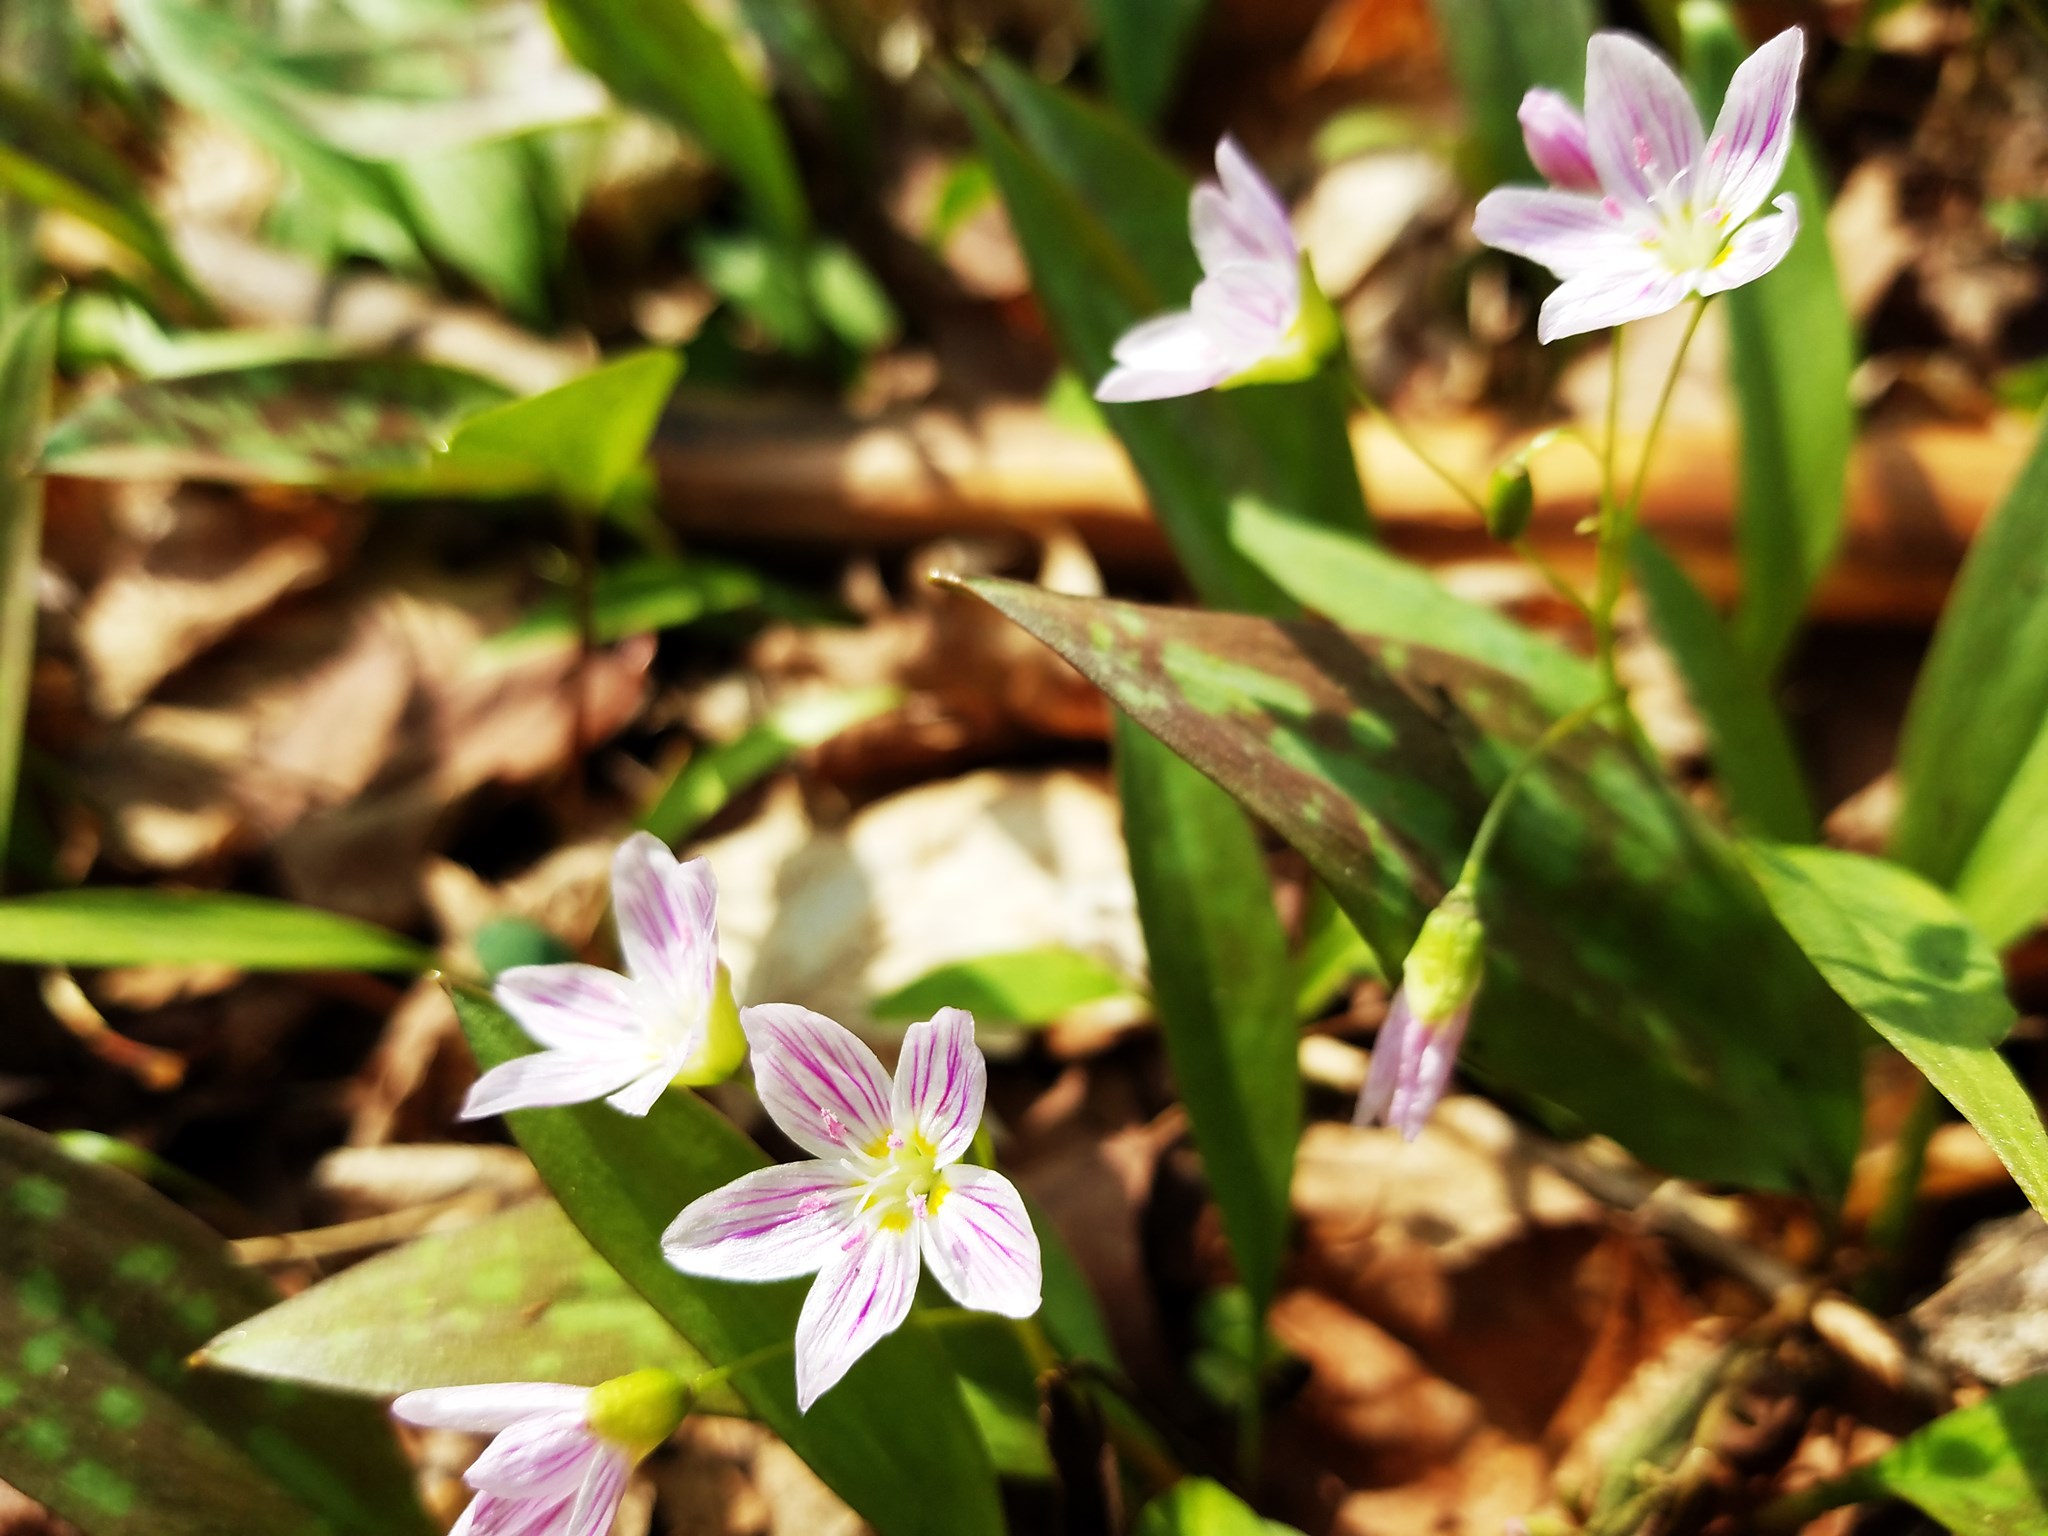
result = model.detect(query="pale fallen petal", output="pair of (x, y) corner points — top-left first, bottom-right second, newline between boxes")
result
(1472, 187), (1643, 277)
(794, 1219), (921, 1411)
(1703, 27), (1805, 225)
(1535, 259), (1692, 342)
(1695, 196), (1799, 296)
(611, 833), (718, 1012)
(891, 1008), (986, 1166)
(663, 1161), (863, 1281)
(1584, 30), (1706, 209)
(921, 1165), (1042, 1318)
(1518, 88), (1600, 191)
(494, 964), (643, 1053)
(460, 1048), (645, 1121)
(741, 1003), (895, 1159)
(393, 1383), (588, 1434)
(463, 1412), (596, 1498)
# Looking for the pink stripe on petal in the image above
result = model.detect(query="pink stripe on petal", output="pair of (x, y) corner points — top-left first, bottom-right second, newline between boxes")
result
(1703, 28), (1804, 225)
(464, 1414), (597, 1498)
(612, 834), (718, 1010)
(742, 1004), (894, 1159)
(564, 1450), (632, 1536)
(920, 1165), (1041, 1318)
(393, 1384), (588, 1434)
(1584, 31), (1706, 209)
(495, 964), (643, 1053)
(891, 1008), (985, 1166)
(459, 1048), (645, 1121)
(664, 1162), (862, 1281)
(1695, 196), (1799, 296)
(1535, 260), (1691, 342)
(794, 1218), (920, 1412)
(1472, 187), (1641, 279)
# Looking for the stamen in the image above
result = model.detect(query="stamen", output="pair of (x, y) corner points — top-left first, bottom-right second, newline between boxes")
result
(909, 1192), (930, 1221)
(1601, 196), (1624, 221)
(819, 1108), (845, 1142)
(885, 1131), (906, 1152)
(1633, 134), (1654, 172)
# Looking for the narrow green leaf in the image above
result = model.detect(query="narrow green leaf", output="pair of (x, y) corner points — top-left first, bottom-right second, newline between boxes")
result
(0, 301), (53, 877)
(0, 890), (431, 971)
(545, 0), (809, 242)
(1632, 534), (1813, 840)
(39, 357), (509, 486)
(392, 140), (556, 325)
(1115, 721), (1298, 1312)
(1954, 720), (2048, 947)
(1084, 0), (1208, 124)
(871, 947), (1138, 1028)
(931, 1315), (1052, 1479)
(1292, 882), (1379, 1021)
(955, 578), (1866, 1201)
(961, 64), (1370, 614)
(198, 1199), (734, 1406)
(452, 989), (1005, 1536)
(0, 1116), (428, 1536)
(1133, 1478), (1304, 1536)
(1892, 414), (2048, 928)
(1424, 0), (1594, 185)
(1858, 1372), (2048, 1536)
(638, 686), (900, 845)
(488, 554), (804, 650)
(1742, 842), (2048, 1220)
(1682, 2), (1857, 678)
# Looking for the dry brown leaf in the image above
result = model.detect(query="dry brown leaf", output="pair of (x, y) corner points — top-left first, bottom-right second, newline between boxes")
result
(1295, 0), (1437, 82)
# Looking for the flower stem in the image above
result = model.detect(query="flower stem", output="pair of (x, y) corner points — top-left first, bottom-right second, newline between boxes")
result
(1344, 373), (1487, 518)
(1856, 1079), (1943, 1311)
(1458, 693), (1617, 888)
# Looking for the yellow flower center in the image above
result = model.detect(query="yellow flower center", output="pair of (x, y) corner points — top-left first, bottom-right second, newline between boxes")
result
(857, 1129), (947, 1231)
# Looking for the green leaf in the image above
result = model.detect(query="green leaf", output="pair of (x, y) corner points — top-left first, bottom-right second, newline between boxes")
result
(0, 301), (53, 877)
(1631, 534), (1813, 841)
(392, 140), (556, 325)
(638, 685), (901, 844)
(1854, 1372), (2048, 1536)
(0, 1116), (428, 1536)
(961, 62), (1370, 613)
(1084, 0), (1208, 124)
(871, 947), (1138, 1027)
(1133, 1478), (1304, 1536)
(806, 241), (899, 353)
(931, 1314), (1052, 1479)
(1892, 414), (2048, 944)
(39, 357), (509, 486)
(489, 554), (795, 650)
(197, 1199), (735, 1407)
(1292, 882), (1380, 1021)
(954, 578), (1866, 1201)
(430, 349), (680, 509)
(0, 890), (432, 971)
(1681, 2), (1857, 679)
(545, 0), (809, 242)
(1116, 720), (1299, 1313)
(1424, 0), (1594, 185)
(452, 988), (1006, 1536)
(1741, 842), (2048, 1220)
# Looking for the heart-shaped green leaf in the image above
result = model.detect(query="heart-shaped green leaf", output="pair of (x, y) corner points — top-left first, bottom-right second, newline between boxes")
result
(953, 578), (1865, 1200)
(0, 1117), (427, 1536)
(197, 1199), (737, 1408)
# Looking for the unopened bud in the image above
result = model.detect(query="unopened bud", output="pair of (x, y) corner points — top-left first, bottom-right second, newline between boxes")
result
(1484, 463), (1535, 542)
(586, 1368), (689, 1456)
(1402, 883), (1484, 1028)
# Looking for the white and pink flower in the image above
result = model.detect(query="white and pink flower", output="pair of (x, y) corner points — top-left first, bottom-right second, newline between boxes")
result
(462, 834), (743, 1121)
(663, 1005), (1041, 1411)
(1096, 136), (1336, 402)
(392, 1371), (685, 1536)
(1474, 27), (1807, 342)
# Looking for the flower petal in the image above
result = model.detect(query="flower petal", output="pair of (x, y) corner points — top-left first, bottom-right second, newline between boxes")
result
(602, 1058), (678, 1117)
(450, 1489), (574, 1536)
(1095, 359), (1233, 402)
(460, 1047), (645, 1121)
(464, 1413), (595, 1498)
(741, 1004), (895, 1159)
(1584, 30), (1706, 209)
(392, 1383), (588, 1434)
(891, 1008), (986, 1166)
(1702, 27), (1804, 225)
(494, 964), (643, 1053)
(1191, 265), (1296, 360)
(1535, 259), (1693, 342)
(611, 833), (718, 1011)
(1472, 187), (1644, 278)
(1206, 136), (1295, 269)
(1695, 196), (1798, 296)
(1098, 312), (1231, 401)
(1354, 986), (1470, 1141)
(564, 1450), (632, 1536)
(1519, 88), (1600, 191)
(794, 1219), (921, 1412)
(921, 1165), (1041, 1318)
(663, 1162), (863, 1281)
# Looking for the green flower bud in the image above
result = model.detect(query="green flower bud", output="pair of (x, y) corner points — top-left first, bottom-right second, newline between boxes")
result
(586, 1368), (689, 1456)
(1401, 883), (1484, 1028)
(1484, 462), (1535, 542)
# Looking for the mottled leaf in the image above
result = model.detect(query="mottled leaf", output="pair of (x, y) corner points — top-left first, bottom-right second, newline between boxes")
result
(871, 947), (1139, 1028)
(0, 890), (432, 971)
(39, 358), (508, 486)
(1742, 843), (2048, 1219)
(954, 578), (1866, 1200)
(0, 302), (53, 875)
(197, 1199), (734, 1407)
(0, 1116), (428, 1536)
(1425, 0), (1594, 185)
(453, 988), (1006, 1536)
(1117, 720), (1298, 1313)
(1892, 414), (2048, 945)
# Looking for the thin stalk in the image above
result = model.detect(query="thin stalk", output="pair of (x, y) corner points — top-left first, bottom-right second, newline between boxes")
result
(1857, 1080), (1943, 1310)
(566, 501), (599, 824)
(1593, 328), (1628, 702)
(1512, 536), (1596, 626)
(1345, 375), (1486, 517)
(1459, 692), (1617, 886)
